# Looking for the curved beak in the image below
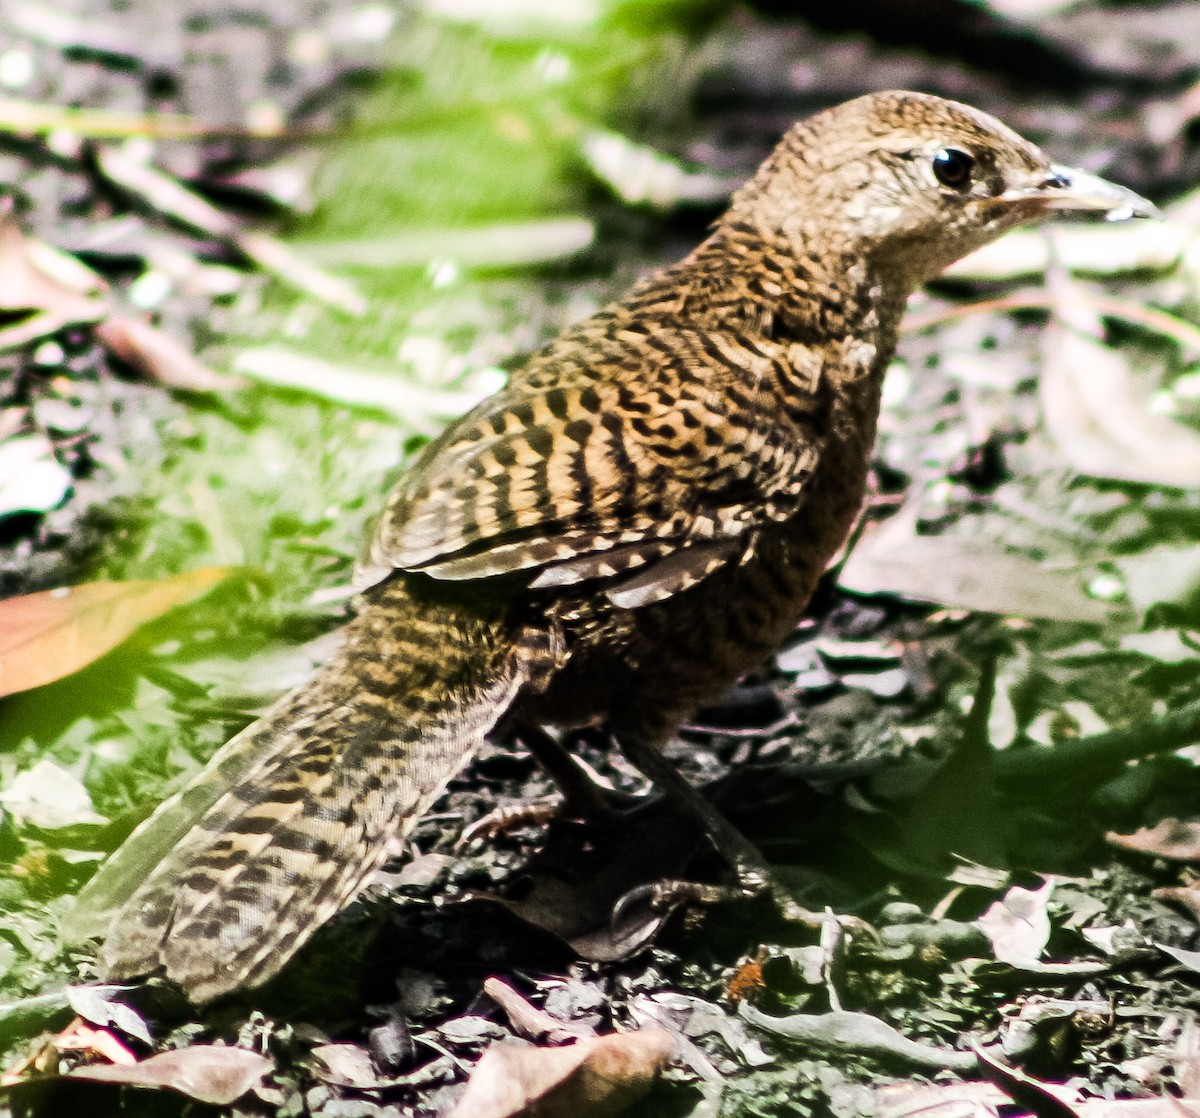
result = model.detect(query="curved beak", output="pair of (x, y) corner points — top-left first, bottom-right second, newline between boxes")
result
(996, 164), (1160, 222)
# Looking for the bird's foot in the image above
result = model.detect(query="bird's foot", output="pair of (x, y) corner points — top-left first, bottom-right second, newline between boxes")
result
(457, 799), (565, 848)
(456, 783), (652, 849)
(730, 858), (875, 942)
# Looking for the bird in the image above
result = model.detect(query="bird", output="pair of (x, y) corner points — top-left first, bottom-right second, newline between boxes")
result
(70, 90), (1156, 1005)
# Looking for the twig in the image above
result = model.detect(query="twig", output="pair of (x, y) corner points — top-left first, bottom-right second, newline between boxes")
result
(904, 290), (1200, 354)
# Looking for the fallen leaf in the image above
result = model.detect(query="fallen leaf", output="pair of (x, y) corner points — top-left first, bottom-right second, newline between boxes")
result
(0, 760), (106, 830)
(739, 1006), (977, 1073)
(1041, 267), (1200, 487)
(95, 146), (363, 315)
(868, 1078), (1011, 1118)
(483, 978), (596, 1045)
(580, 130), (735, 209)
(1108, 819), (1200, 861)
(233, 346), (502, 429)
(467, 797), (703, 963)
(1119, 629), (1200, 663)
(65, 987), (152, 1047)
(0, 435), (72, 518)
(310, 1043), (380, 1089)
(1115, 547), (1200, 617)
(1156, 942), (1200, 974)
(95, 316), (235, 393)
(838, 504), (1110, 623)
(946, 219), (1186, 281)
(973, 1043), (1085, 1118)
(0, 201), (108, 351)
(975, 881), (1054, 967)
(974, 1042), (1200, 1118)
(446, 1030), (673, 1118)
(66, 1045), (271, 1105)
(1153, 884), (1200, 923)
(0, 567), (231, 697)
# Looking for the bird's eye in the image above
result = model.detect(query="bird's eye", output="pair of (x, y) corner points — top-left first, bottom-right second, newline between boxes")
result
(931, 148), (975, 189)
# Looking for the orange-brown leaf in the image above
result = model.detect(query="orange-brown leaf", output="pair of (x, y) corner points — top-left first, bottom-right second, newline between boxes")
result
(1108, 819), (1200, 862)
(0, 567), (231, 697)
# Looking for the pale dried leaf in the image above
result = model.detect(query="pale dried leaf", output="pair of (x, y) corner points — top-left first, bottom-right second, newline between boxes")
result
(67, 1045), (272, 1105)
(422, 0), (602, 29)
(581, 130), (736, 209)
(1041, 270), (1200, 487)
(739, 1006), (977, 1073)
(1115, 546), (1200, 616)
(838, 505), (1110, 623)
(1119, 630), (1200, 663)
(0, 759), (106, 830)
(95, 145), (238, 238)
(0, 435), (71, 517)
(65, 987), (152, 1047)
(233, 346), (502, 427)
(975, 881), (1054, 966)
(310, 1043), (380, 1089)
(870, 1078), (1010, 1118)
(1156, 942), (1200, 974)
(483, 978), (597, 1044)
(237, 232), (366, 316)
(1153, 884), (1200, 923)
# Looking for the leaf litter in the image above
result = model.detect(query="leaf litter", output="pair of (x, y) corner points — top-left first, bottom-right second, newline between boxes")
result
(4, 3), (1200, 1118)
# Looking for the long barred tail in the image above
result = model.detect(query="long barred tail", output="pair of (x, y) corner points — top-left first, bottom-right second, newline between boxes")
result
(68, 577), (528, 1004)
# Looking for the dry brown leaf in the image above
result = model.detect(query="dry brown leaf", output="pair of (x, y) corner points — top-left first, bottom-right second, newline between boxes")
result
(446, 1030), (673, 1118)
(1041, 267), (1200, 487)
(66, 1045), (271, 1105)
(0, 203), (108, 351)
(95, 315), (236, 393)
(1153, 884), (1200, 923)
(1108, 819), (1200, 861)
(483, 978), (597, 1045)
(0, 567), (231, 697)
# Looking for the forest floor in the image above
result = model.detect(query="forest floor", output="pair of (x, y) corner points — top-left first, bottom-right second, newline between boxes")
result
(2, 1), (1200, 1116)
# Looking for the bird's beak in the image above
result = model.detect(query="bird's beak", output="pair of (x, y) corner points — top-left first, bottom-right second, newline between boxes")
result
(995, 164), (1160, 222)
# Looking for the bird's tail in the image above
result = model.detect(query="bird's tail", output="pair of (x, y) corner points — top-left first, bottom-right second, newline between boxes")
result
(67, 577), (531, 1004)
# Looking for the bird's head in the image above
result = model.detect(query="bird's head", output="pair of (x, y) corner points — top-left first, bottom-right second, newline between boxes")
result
(732, 90), (1157, 290)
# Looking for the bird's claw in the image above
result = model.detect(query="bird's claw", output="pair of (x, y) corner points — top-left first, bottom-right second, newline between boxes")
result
(611, 878), (747, 931)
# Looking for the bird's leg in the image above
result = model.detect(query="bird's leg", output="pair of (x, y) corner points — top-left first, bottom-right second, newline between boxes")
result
(517, 725), (630, 822)
(614, 732), (859, 934)
(461, 726), (645, 845)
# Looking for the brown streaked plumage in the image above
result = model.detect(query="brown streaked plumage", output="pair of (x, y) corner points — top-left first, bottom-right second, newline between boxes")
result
(73, 91), (1155, 1003)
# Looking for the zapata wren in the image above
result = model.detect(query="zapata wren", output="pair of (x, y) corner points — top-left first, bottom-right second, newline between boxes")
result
(72, 90), (1155, 1003)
